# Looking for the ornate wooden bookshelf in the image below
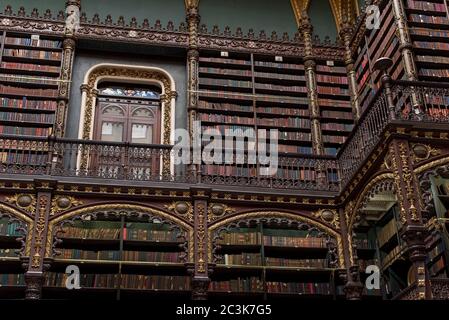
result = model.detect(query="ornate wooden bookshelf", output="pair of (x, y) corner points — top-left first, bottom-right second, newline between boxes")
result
(0, 216), (27, 299)
(0, 31), (62, 141)
(209, 223), (343, 299)
(405, 0), (449, 81)
(40, 215), (190, 299)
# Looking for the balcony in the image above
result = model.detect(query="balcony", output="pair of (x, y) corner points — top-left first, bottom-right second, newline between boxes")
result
(0, 80), (448, 193)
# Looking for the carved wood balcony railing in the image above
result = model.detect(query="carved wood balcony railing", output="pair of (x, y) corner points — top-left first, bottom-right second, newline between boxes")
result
(0, 81), (448, 192)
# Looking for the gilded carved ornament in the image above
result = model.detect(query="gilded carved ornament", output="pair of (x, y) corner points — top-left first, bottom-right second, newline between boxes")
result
(50, 196), (83, 216)
(5, 194), (36, 215)
(313, 209), (340, 230)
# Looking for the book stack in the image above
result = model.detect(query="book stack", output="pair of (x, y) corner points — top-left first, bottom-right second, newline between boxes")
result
(209, 277), (262, 292)
(266, 282), (331, 294)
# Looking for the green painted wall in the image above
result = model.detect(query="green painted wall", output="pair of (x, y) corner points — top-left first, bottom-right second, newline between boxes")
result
(2, 0), (64, 15)
(200, 0), (298, 37)
(81, 0), (185, 26)
(309, 0), (338, 41)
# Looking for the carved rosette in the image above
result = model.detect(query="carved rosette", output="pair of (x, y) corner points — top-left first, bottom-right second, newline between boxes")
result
(6, 194), (36, 215)
(165, 201), (193, 222)
(50, 196), (83, 216)
(207, 203), (235, 222)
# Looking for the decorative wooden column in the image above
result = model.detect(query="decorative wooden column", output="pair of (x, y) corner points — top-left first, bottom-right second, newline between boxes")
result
(340, 19), (361, 121)
(389, 139), (430, 299)
(339, 207), (363, 300)
(24, 180), (54, 300)
(392, 0), (418, 82)
(191, 188), (210, 300)
(186, 1), (200, 180)
(299, 11), (324, 155)
(55, 0), (80, 137)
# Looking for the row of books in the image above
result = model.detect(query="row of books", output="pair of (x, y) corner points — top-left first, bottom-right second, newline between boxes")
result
(274, 169), (316, 180)
(255, 72), (306, 82)
(0, 220), (22, 237)
(0, 74), (59, 86)
(410, 28), (449, 37)
(419, 68), (449, 77)
(61, 226), (120, 240)
(220, 253), (261, 266)
(265, 258), (327, 268)
(199, 78), (252, 89)
(209, 277), (262, 292)
(0, 126), (50, 137)
(414, 41), (449, 51)
(316, 74), (348, 85)
(0, 274), (24, 286)
(319, 98), (351, 108)
(121, 251), (181, 263)
(255, 83), (307, 93)
(219, 232), (260, 245)
(121, 275), (190, 290)
(258, 117), (310, 128)
(378, 219), (398, 248)
(278, 145), (313, 154)
(409, 14), (449, 25)
(199, 67), (252, 77)
(316, 65), (346, 74)
(266, 282), (331, 294)
(322, 135), (346, 144)
(321, 123), (354, 132)
(5, 37), (62, 48)
(57, 249), (120, 261)
(61, 226), (179, 242)
(0, 97), (57, 110)
(44, 273), (190, 290)
(0, 152), (47, 164)
(198, 101), (253, 113)
(317, 87), (349, 96)
(0, 85), (58, 97)
(254, 61), (304, 71)
(1, 62), (60, 74)
(278, 131), (311, 141)
(257, 106), (309, 116)
(0, 112), (54, 123)
(406, 0), (448, 12)
(199, 57), (251, 66)
(200, 113), (254, 125)
(321, 110), (353, 119)
(416, 55), (449, 64)
(3, 49), (62, 61)
(123, 227), (179, 242)
(263, 236), (326, 248)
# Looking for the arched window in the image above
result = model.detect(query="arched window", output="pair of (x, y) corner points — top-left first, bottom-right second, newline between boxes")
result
(94, 82), (162, 144)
